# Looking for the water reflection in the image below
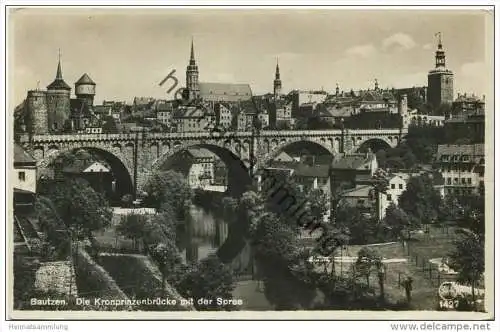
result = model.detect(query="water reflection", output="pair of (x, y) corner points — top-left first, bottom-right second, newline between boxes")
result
(177, 204), (229, 263)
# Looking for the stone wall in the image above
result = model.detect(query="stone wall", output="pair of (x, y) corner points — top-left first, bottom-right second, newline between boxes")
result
(34, 260), (77, 296)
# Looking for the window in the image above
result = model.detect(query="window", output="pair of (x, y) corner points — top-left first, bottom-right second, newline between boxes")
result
(467, 178), (472, 185)
(387, 194), (392, 201)
(399, 184), (403, 189)
(18, 171), (25, 181)
(391, 184), (395, 189)
(461, 178), (466, 184)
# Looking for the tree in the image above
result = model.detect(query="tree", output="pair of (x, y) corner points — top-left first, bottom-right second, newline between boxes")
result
(251, 212), (317, 309)
(177, 255), (236, 311)
(150, 241), (184, 290)
(399, 175), (442, 225)
(143, 170), (192, 217)
(102, 116), (118, 134)
(448, 229), (484, 309)
(38, 177), (112, 240)
(384, 203), (412, 239)
(116, 214), (146, 250)
(455, 193), (485, 235)
(355, 247), (382, 289)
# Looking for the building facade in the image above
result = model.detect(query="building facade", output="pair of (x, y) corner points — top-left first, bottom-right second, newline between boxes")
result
(436, 144), (485, 196)
(13, 144), (37, 194)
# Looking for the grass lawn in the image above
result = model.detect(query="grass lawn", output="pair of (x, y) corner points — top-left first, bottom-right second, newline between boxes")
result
(338, 226), (461, 310)
(98, 254), (189, 310)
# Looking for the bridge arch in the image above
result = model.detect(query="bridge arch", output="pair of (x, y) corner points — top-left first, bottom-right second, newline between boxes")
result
(356, 137), (392, 153)
(37, 146), (134, 203)
(150, 143), (252, 197)
(260, 138), (336, 166)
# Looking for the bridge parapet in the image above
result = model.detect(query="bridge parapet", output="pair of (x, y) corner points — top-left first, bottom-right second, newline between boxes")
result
(260, 129), (343, 137)
(348, 128), (401, 135)
(25, 133), (136, 142)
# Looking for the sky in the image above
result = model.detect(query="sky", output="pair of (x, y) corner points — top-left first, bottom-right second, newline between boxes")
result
(8, 8), (493, 107)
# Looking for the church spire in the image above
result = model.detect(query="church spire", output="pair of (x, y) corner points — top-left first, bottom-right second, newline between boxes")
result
(275, 58), (280, 79)
(273, 57), (282, 97)
(47, 48), (71, 91)
(56, 48), (63, 79)
(190, 37), (196, 65)
(186, 38), (200, 101)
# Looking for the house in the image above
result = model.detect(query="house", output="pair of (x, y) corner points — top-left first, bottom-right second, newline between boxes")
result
(330, 152), (383, 219)
(435, 144), (485, 196)
(13, 144), (37, 212)
(62, 159), (113, 198)
(258, 109), (270, 129)
(330, 152), (378, 194)
(156, 101), (174, 126)
(451, 93), (485, 118)
(182, 149), (216, 189)
(273, 151), (296, 163)
(215, 103), (233, 130)
(356, 89), (398, 114)
(274, 100), (294, 129)
(379, 173), (410, 219)
(339, 185), (377, 215)
(292, 164), (330, 194)
(443, 109), (485, 144)
(172, 106), (206, 132)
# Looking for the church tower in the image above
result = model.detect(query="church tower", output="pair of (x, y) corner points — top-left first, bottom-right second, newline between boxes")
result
(46, 51), (71, 133)
(273, 58), (282, 97)
(427, 33), (454, 112)
(185, 39), (200, 101)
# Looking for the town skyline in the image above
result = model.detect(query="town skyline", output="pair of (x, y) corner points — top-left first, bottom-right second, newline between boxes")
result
(10, 9), (492, 108)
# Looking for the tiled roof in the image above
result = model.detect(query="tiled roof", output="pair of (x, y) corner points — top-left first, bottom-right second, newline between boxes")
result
(62, 159), (109, 174)
(318, 105), (352, 118)
(436, 144), (484, 158)
(47, 78), (71, 91)
(134, 97), (155, 106)
(293, 164), (330, 178)
(14, 144), (36, 165)
(172, 106), (205, 118)
(75, 73), (96, 85)
(199, 82), (252, 102)
(331, 154), (374, 170)
(341, 185), (373, 197)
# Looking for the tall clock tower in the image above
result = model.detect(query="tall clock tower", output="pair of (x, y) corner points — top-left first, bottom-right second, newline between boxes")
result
(427, 33), (454, 112)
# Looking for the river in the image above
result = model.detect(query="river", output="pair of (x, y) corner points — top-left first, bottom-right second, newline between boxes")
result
(176, 204), (230, 263)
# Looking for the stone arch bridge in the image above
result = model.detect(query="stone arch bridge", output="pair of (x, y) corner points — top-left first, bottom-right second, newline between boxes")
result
(19, 128), (402, 197)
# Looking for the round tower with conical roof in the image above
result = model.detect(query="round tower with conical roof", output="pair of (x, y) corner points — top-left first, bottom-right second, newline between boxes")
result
(46, 51), (71, 133)
(75, 73), (96, 106)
